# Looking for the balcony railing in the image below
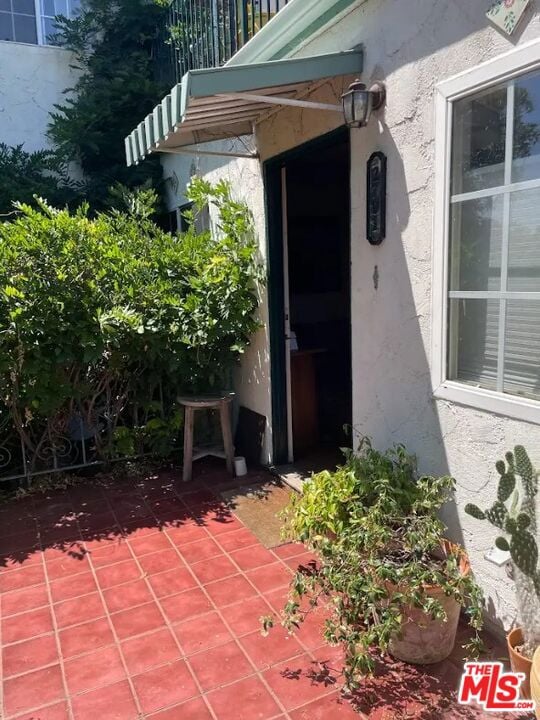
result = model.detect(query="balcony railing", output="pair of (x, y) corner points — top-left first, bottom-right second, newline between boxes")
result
(156, 0), (289, 85)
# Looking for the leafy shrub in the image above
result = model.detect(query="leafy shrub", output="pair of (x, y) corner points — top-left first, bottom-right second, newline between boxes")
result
(0, 144), (81, 218)
(266, 440), (484, 686)
(0, 178), (261, 472)
(48, 0), (169, 211)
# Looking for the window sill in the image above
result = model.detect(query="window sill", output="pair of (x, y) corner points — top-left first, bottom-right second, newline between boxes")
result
(433, 381), (540, 425)
(0, 39), (70, 51)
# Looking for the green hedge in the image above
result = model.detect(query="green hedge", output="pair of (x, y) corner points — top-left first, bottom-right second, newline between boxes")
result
(0, 179), (261, 468)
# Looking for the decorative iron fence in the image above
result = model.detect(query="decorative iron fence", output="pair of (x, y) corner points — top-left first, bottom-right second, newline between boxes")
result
(0, 395), (181, 488)
(157, 0), (289, 84)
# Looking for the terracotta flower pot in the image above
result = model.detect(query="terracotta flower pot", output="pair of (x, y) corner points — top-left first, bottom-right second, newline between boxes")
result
(388, 541), (470, 665)
(507, 627), (532, 700)
(531, 645), (540, 719)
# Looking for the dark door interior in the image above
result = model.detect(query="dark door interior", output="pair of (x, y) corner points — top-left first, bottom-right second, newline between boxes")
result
(266, 128), (352, 466)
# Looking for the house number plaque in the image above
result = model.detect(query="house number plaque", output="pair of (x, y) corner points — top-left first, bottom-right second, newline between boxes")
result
(366, 151), (387, 246)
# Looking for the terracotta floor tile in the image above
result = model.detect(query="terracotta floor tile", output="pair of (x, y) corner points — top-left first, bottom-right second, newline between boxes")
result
(272, 543), (306, 560)
(3, 633), (58, 676)
(262, 655), (334, 711)
(230, 545), (277, 571)
(46, 554), (91, 581)
(41, 542), (87, 564)
(0, 549), (43, 571)
(147, 566), (197, 598)
(54, 592), (105, 629)
(246, 563), (291, 594)
(166, 521), (210, 547)
(159, 587), (212, 624)
(197, 510), (243, 536)
(64, 645), (126, 695)
(217, 527), (260, 553)
(88, 542), (132, 568)
(95, 559), (142, 589)
(128, 530), (171, 556)
(221, 595), (275, 637)
(14, 700), (70, 719)
(240, 627), (304, 670)
(132, 659), (198, 714)
(103, 578), (153, 614)
(179, 489), (217, 507)
(59, 617), (114, 659)
(189, 639), (253, 691)
(191, 554), (237, 584)
(178, 537), (222, 564)
(147, 696), (213, 719)
(284, 554), (318, 574)
(289, 691), (360, 719)
(4, 664), (65, 717)
(1, 583), (49, 616)
(71, 679), (138, 720)
(206, 675), (282, 720)
(121, 627), (180, 676)
(204, 574), (257, 607)
(0, 564), (45, 593)
(138, 548), (184, 575)
(2, 605), (54, 645)
(110, 601), (165, 640)
(50, 572), (97, 603)
(174, 611), (232, 655)
(83, 532), (125, 553)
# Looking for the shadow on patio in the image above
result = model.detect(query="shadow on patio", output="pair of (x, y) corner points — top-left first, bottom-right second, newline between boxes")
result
(0, 460), (514, 719)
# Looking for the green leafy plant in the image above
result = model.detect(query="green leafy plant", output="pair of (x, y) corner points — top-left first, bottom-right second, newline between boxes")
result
(466, 445), (540, 658)
(265, 440), (484, 687)
(0, 144), (82, 218)
(48, 0), (169, 211)
(0, 178), (261, 473)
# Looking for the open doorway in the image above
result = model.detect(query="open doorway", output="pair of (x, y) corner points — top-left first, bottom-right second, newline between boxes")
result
(266, 128), (352, 476)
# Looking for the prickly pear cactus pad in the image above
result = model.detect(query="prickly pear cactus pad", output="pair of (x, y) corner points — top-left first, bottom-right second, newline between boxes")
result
(465, 445), (540, 657)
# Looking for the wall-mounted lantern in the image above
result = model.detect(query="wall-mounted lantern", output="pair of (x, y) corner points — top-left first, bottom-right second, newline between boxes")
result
(366, 151), (387, 245)
(342, 81), (385, 128)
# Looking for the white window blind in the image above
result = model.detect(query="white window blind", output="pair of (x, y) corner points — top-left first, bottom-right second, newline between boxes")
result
(448, 68), (540, 402)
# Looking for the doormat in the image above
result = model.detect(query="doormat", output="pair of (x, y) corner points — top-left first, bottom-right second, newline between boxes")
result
(220, 480), (294, 548)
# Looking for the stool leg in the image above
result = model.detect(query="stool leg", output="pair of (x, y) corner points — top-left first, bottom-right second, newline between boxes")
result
(219, 401), (234, 476)
(183, 406), (194, 483)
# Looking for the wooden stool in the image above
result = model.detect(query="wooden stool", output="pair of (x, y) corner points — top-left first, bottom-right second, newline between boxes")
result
(178, 393), (235, 483)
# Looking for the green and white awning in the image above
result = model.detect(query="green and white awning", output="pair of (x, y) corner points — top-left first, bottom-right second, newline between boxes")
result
(125, 49), (363, 166)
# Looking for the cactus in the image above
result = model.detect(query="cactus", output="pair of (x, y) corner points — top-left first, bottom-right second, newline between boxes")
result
(465, 445), (540, 657)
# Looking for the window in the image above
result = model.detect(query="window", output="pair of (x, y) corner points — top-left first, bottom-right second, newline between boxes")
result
(433, 40), (540, 423)
(0, 0), (78, 45)
(40, 0), (78, 45)
(0, 0), (37, 44)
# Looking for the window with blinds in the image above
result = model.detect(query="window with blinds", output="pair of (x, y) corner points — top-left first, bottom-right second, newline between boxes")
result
(448, 69), (540, 402)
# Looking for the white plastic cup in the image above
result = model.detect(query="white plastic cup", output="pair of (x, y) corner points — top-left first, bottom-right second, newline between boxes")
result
(234, 456), (247, 477)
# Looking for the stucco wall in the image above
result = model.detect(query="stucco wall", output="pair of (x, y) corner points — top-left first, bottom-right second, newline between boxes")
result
(0, 41), (78, 152)
(161, 0), (540, 631)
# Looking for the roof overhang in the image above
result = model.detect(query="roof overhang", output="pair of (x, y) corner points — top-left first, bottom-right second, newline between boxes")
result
(125, 49), (363, 166)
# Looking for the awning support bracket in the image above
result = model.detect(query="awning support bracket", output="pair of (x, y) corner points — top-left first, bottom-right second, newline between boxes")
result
(216, 92), (343, 113)
(153, 145), (259, 160)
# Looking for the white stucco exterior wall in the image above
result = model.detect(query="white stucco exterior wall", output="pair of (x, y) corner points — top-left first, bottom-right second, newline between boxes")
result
(0, 41), (78, 152)
(160, 0), (540, 632)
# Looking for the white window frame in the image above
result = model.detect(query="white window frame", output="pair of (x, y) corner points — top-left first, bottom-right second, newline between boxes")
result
(432, 36), (540, 425)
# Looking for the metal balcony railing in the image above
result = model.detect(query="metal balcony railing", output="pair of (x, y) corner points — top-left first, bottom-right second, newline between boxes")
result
(156, 0), (289, 85)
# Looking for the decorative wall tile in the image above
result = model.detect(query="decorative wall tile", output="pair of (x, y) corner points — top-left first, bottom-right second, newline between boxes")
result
(487, 0), (531, 35)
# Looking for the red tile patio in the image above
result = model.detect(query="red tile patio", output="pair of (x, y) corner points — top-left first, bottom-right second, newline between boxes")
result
(0, 463), (513, 719)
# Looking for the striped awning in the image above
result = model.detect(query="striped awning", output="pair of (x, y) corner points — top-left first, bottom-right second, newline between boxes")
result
(125, 49), (363, 166)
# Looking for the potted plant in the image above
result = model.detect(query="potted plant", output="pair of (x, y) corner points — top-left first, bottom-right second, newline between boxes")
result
(265, 440), (484, 688)
(465, 445), (540, 706)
